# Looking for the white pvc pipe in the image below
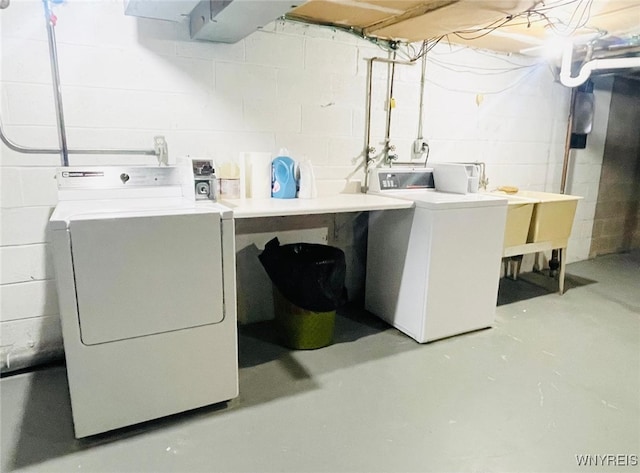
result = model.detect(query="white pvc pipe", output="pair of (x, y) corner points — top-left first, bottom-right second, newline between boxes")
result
(560, 41), (640, 87)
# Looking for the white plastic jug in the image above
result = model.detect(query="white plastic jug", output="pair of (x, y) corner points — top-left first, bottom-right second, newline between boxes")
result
(298, 160), (317, 199)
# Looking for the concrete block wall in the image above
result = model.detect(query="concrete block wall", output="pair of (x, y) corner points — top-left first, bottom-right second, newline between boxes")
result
(1, 0), (602, 369)
(590, 76), (640, 257)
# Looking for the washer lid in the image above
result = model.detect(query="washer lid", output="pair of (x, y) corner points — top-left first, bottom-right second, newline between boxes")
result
(377, 190), (507, 210)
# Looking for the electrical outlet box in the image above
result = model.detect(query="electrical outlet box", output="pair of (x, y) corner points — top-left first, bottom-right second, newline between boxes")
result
(411, 139), (429, 162)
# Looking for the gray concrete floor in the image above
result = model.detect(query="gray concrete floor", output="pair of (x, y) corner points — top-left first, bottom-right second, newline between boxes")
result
(1, 251), (639, 473)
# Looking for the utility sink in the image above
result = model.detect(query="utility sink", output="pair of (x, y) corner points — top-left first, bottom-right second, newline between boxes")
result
(487, 193), (539, 248)
(489, 190), (582, 294)
(515, 191), (582, 244)
(489, 190), (582, 247)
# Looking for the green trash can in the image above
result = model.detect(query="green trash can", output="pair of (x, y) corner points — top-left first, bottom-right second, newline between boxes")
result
(259, 238), (347, 350)
(273, 287), (336, 350)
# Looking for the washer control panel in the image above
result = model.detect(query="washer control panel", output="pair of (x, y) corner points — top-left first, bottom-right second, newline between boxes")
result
(369, 168), (434, 193)
(57, 167), (181, 189)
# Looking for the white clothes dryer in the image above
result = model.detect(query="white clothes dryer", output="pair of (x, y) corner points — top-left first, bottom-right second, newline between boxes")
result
(366, 167), (507, 343)
(49, 166), (238, 438)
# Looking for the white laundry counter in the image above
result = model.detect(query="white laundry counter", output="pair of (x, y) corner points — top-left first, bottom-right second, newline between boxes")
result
(221, 193), (413, 218)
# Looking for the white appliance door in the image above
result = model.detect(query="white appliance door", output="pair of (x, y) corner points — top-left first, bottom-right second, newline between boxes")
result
(70, 211), (224, 345)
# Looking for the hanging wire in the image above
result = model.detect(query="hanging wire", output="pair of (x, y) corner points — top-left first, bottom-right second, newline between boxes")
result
(427, 57), (535, 75)
(441, 0), (596, 41)
(424, 63), (547, 95)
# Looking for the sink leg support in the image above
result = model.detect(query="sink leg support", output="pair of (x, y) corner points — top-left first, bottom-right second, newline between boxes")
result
(533, 252), (542, 272)
(514, 256), (523, 280)
(558, 247), (566, 295)
(506, 255), (523, 280)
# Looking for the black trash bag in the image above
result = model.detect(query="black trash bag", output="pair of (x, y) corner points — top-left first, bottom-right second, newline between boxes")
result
(259, 237), (348, 312)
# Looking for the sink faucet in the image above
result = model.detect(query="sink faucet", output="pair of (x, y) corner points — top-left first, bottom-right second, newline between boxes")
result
(477, 162), (489, 191)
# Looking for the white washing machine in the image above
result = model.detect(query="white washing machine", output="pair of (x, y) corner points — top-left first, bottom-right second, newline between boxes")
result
(49, 166), (238, 438)
(365, 167), (507, 343)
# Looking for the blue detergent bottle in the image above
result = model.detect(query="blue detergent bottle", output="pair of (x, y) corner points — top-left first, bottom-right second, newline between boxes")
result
(271, 149), (297, 199)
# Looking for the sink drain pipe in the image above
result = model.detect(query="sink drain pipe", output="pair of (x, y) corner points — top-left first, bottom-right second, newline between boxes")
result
(550, 88), (578, 276)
